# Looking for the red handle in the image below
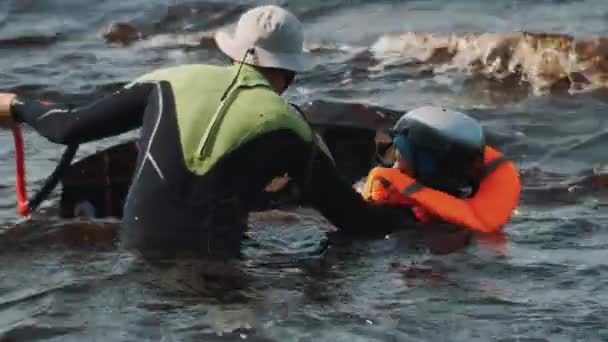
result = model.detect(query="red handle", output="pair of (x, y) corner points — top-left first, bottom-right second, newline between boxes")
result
(10, 123), (30, 217)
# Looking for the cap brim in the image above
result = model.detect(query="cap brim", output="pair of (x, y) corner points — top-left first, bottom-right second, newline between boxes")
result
(214, 30), (315, 73)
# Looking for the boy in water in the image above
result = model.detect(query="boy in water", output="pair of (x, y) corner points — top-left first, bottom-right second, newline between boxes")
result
(362, 106), (521, 233)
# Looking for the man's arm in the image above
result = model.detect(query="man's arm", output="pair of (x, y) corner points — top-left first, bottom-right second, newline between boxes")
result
(9, 82), (156, 145)
(292, 135), (419, 237)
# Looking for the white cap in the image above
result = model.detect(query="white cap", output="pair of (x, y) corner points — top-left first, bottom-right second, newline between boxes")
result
(214, 5), (314, 73)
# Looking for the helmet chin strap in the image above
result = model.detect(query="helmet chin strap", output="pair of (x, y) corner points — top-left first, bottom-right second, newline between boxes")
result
(393, 133), (435, 179)
(412, 148), (436, 179)
(394, 132), (471, 196)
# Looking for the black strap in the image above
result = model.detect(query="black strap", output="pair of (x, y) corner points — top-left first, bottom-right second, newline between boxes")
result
(481, 156), (508, 178)
(29, 144), (79, 212)
(401, 181), (424, 196)
(290, 103), (320, 189)
(379, 177), (391, 188)
(303, 129), (319, 190)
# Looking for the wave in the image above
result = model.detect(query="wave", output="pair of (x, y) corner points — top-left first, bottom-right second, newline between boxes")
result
(151, 1), (247, 31)
(99, 13), (608, 97)
(370, 31), (608, 95)
(0, 33), (63, 48)
(519, 165), (608, 206)
(101, 1), (247, 47)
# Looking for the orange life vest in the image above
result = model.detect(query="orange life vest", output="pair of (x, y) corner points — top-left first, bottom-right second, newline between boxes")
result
(362, 146), (521, 233)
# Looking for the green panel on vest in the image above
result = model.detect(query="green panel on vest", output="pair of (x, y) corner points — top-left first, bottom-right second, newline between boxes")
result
(129, 64), (316, 175)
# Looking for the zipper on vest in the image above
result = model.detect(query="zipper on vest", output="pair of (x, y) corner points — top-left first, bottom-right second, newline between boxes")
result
(196, 82), (267, 159)
(196, 85), (241, 159)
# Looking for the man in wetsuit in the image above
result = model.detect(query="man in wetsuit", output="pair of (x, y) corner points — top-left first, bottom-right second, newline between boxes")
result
(0, 5), (415, 258)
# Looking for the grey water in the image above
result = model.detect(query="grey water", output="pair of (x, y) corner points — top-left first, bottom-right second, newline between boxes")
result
(0, 0), (607, 341)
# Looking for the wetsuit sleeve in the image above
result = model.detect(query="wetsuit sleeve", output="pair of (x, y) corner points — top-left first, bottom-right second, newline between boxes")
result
(10, 82), (155, 145)
(294, 137), (418, 236)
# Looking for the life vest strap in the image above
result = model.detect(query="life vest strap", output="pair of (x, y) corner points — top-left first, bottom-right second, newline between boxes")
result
(379, 177), (391, 188)
(481, 155), (507, 178)
(402, 181), (423, 196)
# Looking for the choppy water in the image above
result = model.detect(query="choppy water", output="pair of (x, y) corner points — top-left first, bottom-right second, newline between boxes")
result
(1, 0), (608, 341)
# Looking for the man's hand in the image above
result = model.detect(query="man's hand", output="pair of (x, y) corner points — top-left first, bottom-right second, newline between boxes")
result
(264, 173), (291, 193)
(0, 93), (17, 128)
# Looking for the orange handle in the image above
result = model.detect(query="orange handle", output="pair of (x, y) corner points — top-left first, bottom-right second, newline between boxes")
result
(10, 123), (30, 217)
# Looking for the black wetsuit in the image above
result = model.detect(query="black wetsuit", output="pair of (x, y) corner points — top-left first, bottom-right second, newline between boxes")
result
(11, 83), (416, 258)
